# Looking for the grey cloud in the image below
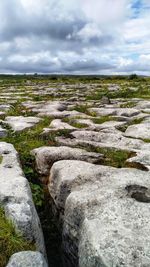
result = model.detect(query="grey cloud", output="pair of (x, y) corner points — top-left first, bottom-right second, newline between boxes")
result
(61, 59), (115, 72)
(0, 0), (148, 74)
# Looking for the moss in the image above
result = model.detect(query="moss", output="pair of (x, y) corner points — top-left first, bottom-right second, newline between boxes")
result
(0, 207), (35, 267)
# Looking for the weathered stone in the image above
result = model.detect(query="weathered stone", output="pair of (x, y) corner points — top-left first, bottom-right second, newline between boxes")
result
(0, 104), (11, 111)
(0, 125), (7, 137)
(101, 96), (111, 104)
(0, 142), (45, 255)
(108, 84), (120, 91)
(89, 108), (117, 116)
(125, 123), (150, 139)
(31, 146), (103, 177)
(127, 151), (150, 171)
(91, 120), (126, 130)
(89, 108), (140, 117)
(48, 160), (150, 267)
(6, 251), (48, 267)
(42, 119), (76, 134)
(135, 100), (150, 110)
(5, 116), (41, 132)
(70, 129), (144, 150)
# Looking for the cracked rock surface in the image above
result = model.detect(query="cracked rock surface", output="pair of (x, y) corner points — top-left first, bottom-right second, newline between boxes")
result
(1, 77), (150, 266)
(0, 142), (46, 257)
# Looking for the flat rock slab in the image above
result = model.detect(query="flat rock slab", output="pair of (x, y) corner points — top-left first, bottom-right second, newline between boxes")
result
(0, 142), (45, 255)
(89, 108), (140, 117)
(125, 123), (150, 139)
(43, 119), (76, 134)
(49, 119), (76, 130)
(5, 116), (41, 132)
(0, 125), (7, 137)
(0, 104), (11, 111)
(23, 101), (91, 119)
(49, 160), (150, 267)
(135, 100), (150, 110)
(70, 129), (144, 151)
(91, 120), (126, 130)
(31, 146), (103, 177)
(127, 151), (150, 171)
(6, 252), (48, 267)
(73, 118), (126, 131)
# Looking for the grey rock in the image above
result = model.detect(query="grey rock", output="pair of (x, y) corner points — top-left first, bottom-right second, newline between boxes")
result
(31, 146), (103, 177)
(127, 151), (150, 171)
(0, 125), (7, 137)
(108, 84), (120, 91)
(5, 116), (41, 132)
(6, 251), (48, 267)
(0, 142), (45, 255)
(125, 123), (150, 139)
(101, 96), (111, 104)
(135, 100), (150, 110)
(70, 129), (144, 150)
(42, 119), (76, 134)
(48, 160), (150, 267)
(89, 108), (117, 116)
(89, 108), (140, 117)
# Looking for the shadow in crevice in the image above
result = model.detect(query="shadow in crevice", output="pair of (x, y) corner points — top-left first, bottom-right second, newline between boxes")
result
(126, 184), (150, 203)
(38, 187), (63, 267)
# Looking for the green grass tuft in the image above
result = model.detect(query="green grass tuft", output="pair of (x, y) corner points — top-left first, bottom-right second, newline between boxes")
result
(83, 145), (136, 168)
(0, 207), (35, 267)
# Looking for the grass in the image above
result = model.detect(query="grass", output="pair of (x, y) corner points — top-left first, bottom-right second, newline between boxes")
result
(117, 117), (144, 132)
(86, 82), (150, 101)
(142, 139), (150, 143)
(83, 144), (136, 168)
(92, 116), (116, 124)
(69, 122), (88, 128)
(120, 101), (136, 108)
(70, 104), (89, 114)
(0, 114), (73, 208)
(1, 116), (56, 208)
(6, 101), (36, 117)
(0, 206), (35, 267)
(0, 75), (150, 264)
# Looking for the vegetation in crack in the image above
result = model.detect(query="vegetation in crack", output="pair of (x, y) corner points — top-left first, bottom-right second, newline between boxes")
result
(0, 207), (35, 267)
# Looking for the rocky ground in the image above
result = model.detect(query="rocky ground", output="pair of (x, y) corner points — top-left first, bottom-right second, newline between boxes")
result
(0, 75), (150, 266)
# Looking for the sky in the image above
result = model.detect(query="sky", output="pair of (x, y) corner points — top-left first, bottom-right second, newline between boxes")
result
(0, 0), (150, 75)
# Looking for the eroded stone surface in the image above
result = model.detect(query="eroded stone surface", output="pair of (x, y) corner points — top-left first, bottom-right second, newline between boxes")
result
(0, 125), (7, 137)
(49, 160), (150, 267)
(6, 251), (48, 267)
(89, 107), (140, 117)
(125, 123), (150, 139)
(43, 119), (76, 134)
(5, 116), (41, 132)
(31, 146), (103, 177)
(1, 78), (150, 267)
(0, 142), (45, 256)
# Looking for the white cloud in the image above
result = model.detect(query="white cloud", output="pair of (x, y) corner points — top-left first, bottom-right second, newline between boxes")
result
(0, 0), (149, 74)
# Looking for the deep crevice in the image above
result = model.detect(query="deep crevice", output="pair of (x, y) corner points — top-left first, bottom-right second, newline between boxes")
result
(38, 187), (63, 267)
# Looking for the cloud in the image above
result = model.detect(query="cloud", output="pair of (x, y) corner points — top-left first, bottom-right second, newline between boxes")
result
(0, 0), (149, 74)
